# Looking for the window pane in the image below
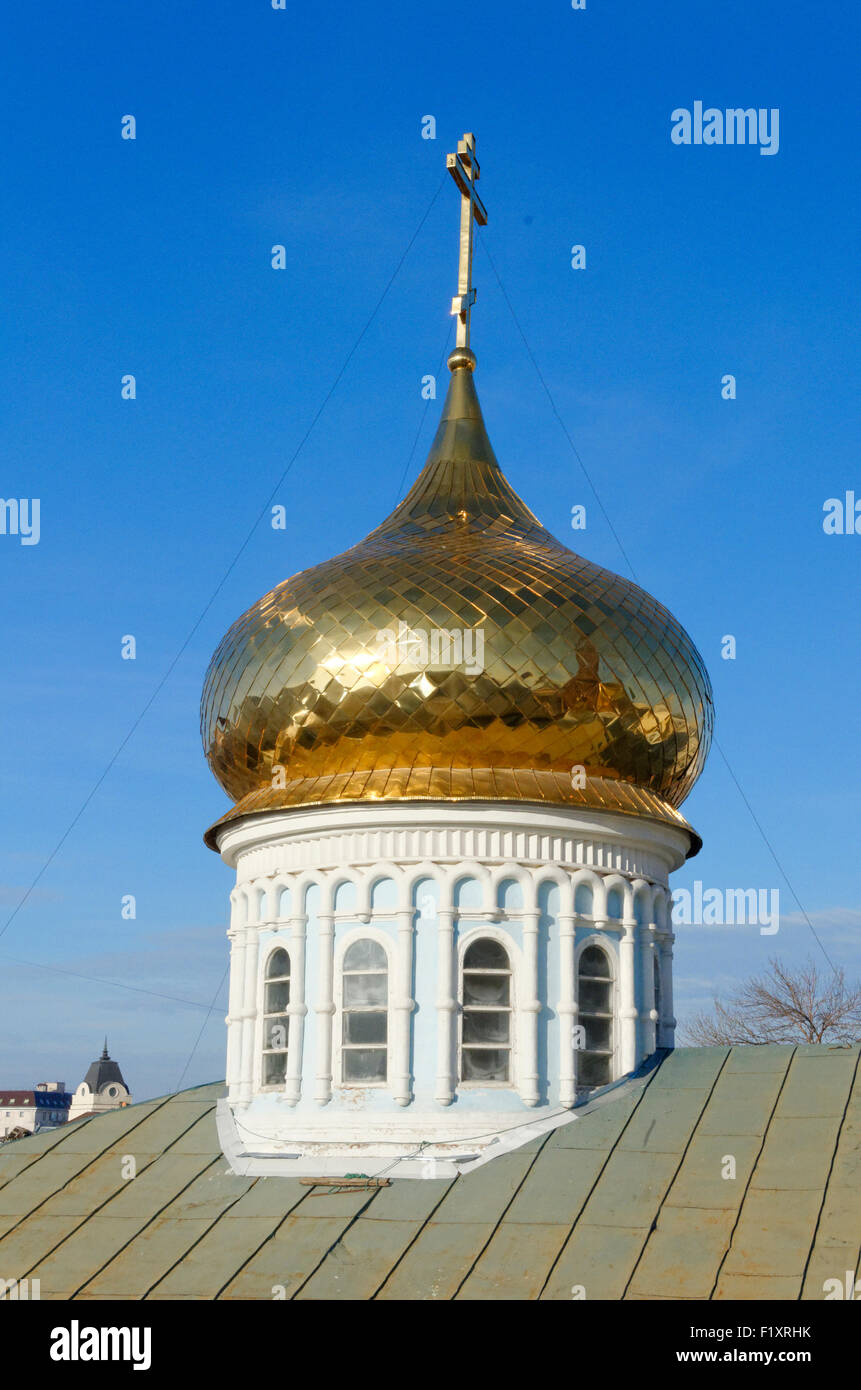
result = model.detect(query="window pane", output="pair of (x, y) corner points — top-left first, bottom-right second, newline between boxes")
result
(343, 1011), (387, 1045)
(264, 1020), (288, 1052)
(343, 1048), (387, 1082)
(266, 948), (290, 979)
(579, 1053), (610, 1086)
(584, 1017), (612, 1051)
(265, 980), (290, 1013)
(343, 972), (387, 1007)
(579, 979), (610, 1013)
(462, 1048), (510, 1082)
(464, 938), (509, 970)
(344, 939), (387, 971)
(463, 973), (510, 1006)
(462, 1011), (510, 1044)
(263, 1051), (287, 1085)
(579, 946), (611, 979)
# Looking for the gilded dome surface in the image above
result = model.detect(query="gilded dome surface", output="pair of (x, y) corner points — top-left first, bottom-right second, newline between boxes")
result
(201, 355), (713, 844)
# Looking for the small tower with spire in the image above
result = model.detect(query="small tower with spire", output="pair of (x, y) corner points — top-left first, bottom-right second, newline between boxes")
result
(68, 1040), (131, 1122)
(202, 134), (712, 1179)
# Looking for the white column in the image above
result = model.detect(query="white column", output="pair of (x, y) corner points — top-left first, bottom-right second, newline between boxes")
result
(435, 906), (457, 1105)
(557, 911), (577, 1106)
(314, 909), (335, 1104)
(237, 925), (259, 1107)
(224, 927), (245, 1103)
(519, 908), (541, 1106)
(642, 923), (658, 1057)
(619, 917), (638, 1075)
(392, 908), (416, 1106)
(659, 930), (676, 1047)
(284, 913), (307, 1106)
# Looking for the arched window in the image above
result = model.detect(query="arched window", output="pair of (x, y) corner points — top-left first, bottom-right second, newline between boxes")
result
(342, 939), (388, 1082)
(262, 947), (290, 1085)
(577, 945), (614, 1087)
(461, 938), (512, 1083)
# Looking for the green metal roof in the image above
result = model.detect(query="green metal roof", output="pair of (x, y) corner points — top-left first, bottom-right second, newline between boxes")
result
(0, 1045), (857, 1300)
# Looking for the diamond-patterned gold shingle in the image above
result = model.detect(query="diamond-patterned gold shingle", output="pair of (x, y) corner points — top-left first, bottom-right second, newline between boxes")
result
(201, 361), (713, 842)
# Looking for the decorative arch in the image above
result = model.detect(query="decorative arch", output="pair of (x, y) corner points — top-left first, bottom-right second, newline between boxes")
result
(603, 872), (632, 921)
(411, 874), (440, 922)
(631, 879), (653, 927)
(571, 868), (606, 919)
(298, 876), (326, 917)
(333, 878), (359, 913)
(370, 876), (399, 912)
(453, 873), (485, 910)
(274, 882), (293, 919)
(534, 866), (572, 912)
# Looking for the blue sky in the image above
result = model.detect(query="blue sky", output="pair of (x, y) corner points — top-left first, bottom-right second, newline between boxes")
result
(1, 0), (858, 1099)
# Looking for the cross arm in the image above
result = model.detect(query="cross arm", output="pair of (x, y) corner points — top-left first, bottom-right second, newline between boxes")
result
(446, 153), (488, 225)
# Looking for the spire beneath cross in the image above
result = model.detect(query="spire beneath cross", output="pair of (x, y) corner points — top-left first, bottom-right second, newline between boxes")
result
(447, 132), (487, 353)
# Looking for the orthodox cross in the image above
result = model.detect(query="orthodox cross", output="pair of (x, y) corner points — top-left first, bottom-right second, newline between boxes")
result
(446, 132), (487, 350)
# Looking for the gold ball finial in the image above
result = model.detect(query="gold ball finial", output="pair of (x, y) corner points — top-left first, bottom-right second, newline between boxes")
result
(447, 346), (476, 372)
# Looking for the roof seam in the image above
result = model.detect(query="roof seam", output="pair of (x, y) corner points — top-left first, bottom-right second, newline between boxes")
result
(620, 1046), (733, 1301)
(23, 1102), (226, 1295)
(70, 1102), (232, 1299)
(0, 1093), (178, 1257)
(706, 1046), (798, 1301)
(451, 1128), (559, 1300)
(798, 1046), (861, 1300)
(289, 1188), (385, 1299)
(534, 1059), (663, 1300)
(369, 1178), (460, 1300)
(73, 1155), (225, 1300)
(214, 1183), (322, 1300)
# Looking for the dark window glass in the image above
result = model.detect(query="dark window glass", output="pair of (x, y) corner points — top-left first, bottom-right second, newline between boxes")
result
(463, 972), (510, 1007)
(584, 1017), (612, 1051)
(265, 979), (290, 1013)
(464, 938), (509, 970)
(579, 978), (611, 1014)
(462, 1048), (509, 1082)
(343, 1011), (387, 1045)
(579, 1053), (610, 1087)
(577, 946), (613, 1089)
(344, 1048), (387, 1082)
(579, 945), (613, 979)
(461, 938), (512, 1084)
(266, 947), (290, 979)
(462, 1011), (510, 1044)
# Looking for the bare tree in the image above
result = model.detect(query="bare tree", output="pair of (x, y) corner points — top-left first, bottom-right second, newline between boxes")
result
(681, 956), (861, 1046)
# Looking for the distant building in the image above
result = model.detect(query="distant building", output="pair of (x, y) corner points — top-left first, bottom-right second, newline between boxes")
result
(68, 1041), (131, 1122)
(0, 1082), (70, 1139)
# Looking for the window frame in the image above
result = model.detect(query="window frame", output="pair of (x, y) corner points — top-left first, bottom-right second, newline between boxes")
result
(335, 931), (392, 1089)
(457, 930), (516, 1088)
(575, 937), (618, 1089)
(259, 943), (291, 1091)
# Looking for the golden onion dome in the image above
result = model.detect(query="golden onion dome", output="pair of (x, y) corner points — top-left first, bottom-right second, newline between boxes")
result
(202, 349), (713, 849)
